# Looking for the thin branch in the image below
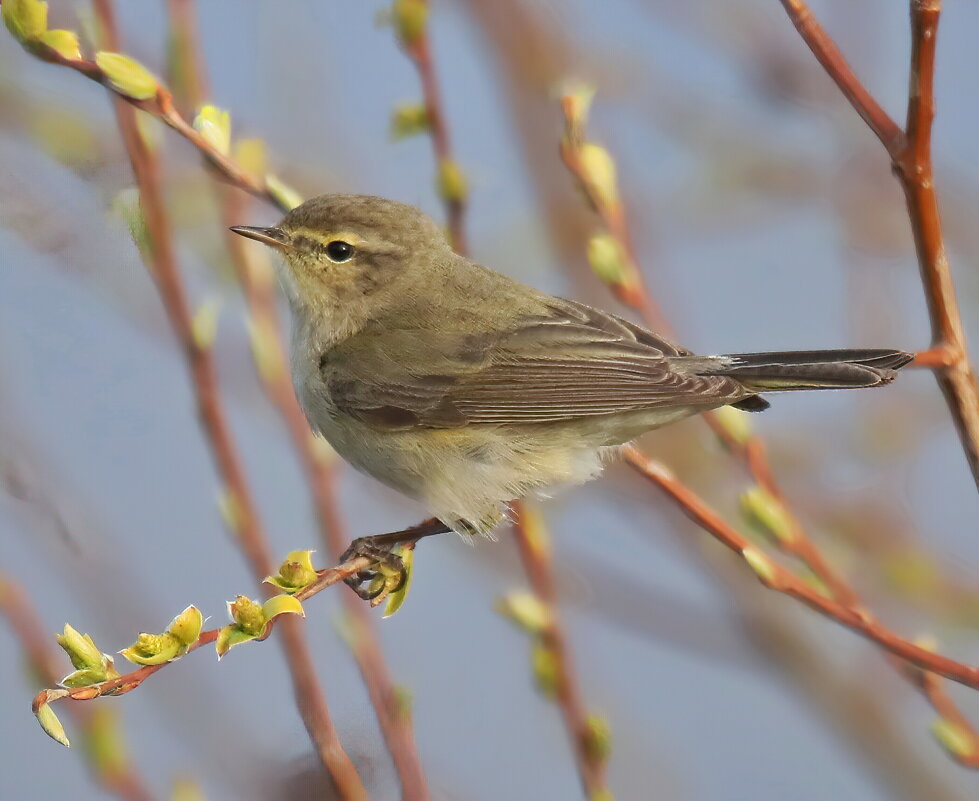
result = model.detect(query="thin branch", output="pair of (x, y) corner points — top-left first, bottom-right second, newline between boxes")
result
(12, 30), (285, 211)
(87, 3), (368, 796)
(35, 553), (377, 705)
(776, 0), (904, 152)
(622, 445), (979, 690)
(776, 0), (979, 491)
(558, 75), (979, 757)
(162, 4), (429, 794)
(510, 501), (612, 799)
(398, 6), (468, 254)
(0, 576), (158, 801)
(394, 13), (610, 794)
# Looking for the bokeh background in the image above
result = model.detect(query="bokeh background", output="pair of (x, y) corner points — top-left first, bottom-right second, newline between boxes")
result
(2, 1), (979, 799)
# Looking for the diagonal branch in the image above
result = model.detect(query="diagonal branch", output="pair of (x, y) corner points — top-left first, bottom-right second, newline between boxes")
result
(777, 0), (979, 491)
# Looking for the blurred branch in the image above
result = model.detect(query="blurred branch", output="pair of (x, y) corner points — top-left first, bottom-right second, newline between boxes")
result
(510, 502), (612, 798)
(623, 447), (979, 694)
(2, 8), (287, 212)
(557, 81), (979, 763)
(394, 0), (468, 253)
(776, 0), (979, 491)
(0, 575), (158, 801)
(77, 2), (369, 796)
(163, 5), (429, 796)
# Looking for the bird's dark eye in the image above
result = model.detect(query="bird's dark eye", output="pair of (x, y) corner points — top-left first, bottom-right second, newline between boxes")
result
(326, 240), (355, 262)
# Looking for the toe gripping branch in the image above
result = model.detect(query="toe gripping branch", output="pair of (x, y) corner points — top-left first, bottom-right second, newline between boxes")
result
(340, 517), (452, 605)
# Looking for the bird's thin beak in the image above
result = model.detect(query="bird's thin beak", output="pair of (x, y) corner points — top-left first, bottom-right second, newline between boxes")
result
(229, 225), (292, 250)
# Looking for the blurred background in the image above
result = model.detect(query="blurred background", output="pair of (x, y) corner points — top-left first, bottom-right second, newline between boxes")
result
(2, 0), (979, 799)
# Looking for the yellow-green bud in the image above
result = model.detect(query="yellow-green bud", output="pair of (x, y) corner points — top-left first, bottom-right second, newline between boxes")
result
(166, 605), (204, 647)
(740, 485), (795, 545)
(266, 550), (318, 594)
(586, 232), (630, 288)
(578, 143), (618, 211)
(496, 591), (551, 634)
(266, 174), (304, 212)
(38, 29), (81, 60)
(35, 691), (70, 747)
(712, 405), (753, 446)
(95, 51), (160, 101)
(193, 104), (231, 156)
(392, 0), (427, 46)
(390, 102), (430, 140)
(583, 714), (612, 763)
(532, 642), (560, 698)
(57, 624), (105, 672)
(3, 0), (48, 44)
(119, 632), (182, 666)
(437, 159), (467, 205)
(229, 595), (265, 636)
(932, 718), (977, 761)
(742, 546), (778, 586)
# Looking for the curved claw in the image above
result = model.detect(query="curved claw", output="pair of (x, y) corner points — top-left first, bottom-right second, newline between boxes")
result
(340, 538), (407, 605)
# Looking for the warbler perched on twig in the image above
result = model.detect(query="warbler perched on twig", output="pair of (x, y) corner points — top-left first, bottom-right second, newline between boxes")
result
(232, 194), (911, 600)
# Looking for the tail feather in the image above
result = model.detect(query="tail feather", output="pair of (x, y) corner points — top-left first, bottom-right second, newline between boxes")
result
(691, 348), (913, 399)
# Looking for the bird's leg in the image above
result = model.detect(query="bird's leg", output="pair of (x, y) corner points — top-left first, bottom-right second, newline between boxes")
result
(341, 517), (452, 603)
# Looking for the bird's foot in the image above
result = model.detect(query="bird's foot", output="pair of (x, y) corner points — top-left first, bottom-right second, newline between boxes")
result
(340, 537), (409, 606)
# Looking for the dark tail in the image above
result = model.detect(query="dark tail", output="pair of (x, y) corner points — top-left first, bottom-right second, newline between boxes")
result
(689, 349), (913, 412)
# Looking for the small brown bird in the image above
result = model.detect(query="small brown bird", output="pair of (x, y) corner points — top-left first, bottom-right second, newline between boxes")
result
(232, 194), (911, 598)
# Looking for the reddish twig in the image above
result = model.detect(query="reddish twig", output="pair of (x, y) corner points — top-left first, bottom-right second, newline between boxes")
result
(0, 576), (158, 801)
(558, 69), (979, 757)
(398, 11), (468, 254)
(161, 4), (429, 793)
(87, 3), (368, 796)
(623, 446), (979, 689)
(776, 0), (979, 491)
(9, 29), (285, 211)
(510, 501), (611, 798)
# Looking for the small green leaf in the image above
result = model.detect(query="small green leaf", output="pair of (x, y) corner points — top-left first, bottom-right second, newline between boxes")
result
(261, 594), (305, 622)
(35, 695), (70, 747)
(56, 624), (105, 672)
(214, 625), (256, 658)
(193, 104), (231, 156)
(95, 51), (159, 100)
(383, 546), (414, 618)
(265, 174), (304, 212)
(3, 0), (48, 44)
(61, 668), (110, 688)
(38, 29), (80, 59)
(166, 605), (204, 647)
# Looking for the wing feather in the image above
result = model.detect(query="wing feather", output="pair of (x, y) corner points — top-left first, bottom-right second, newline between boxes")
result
(321, 298), (745, 429)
